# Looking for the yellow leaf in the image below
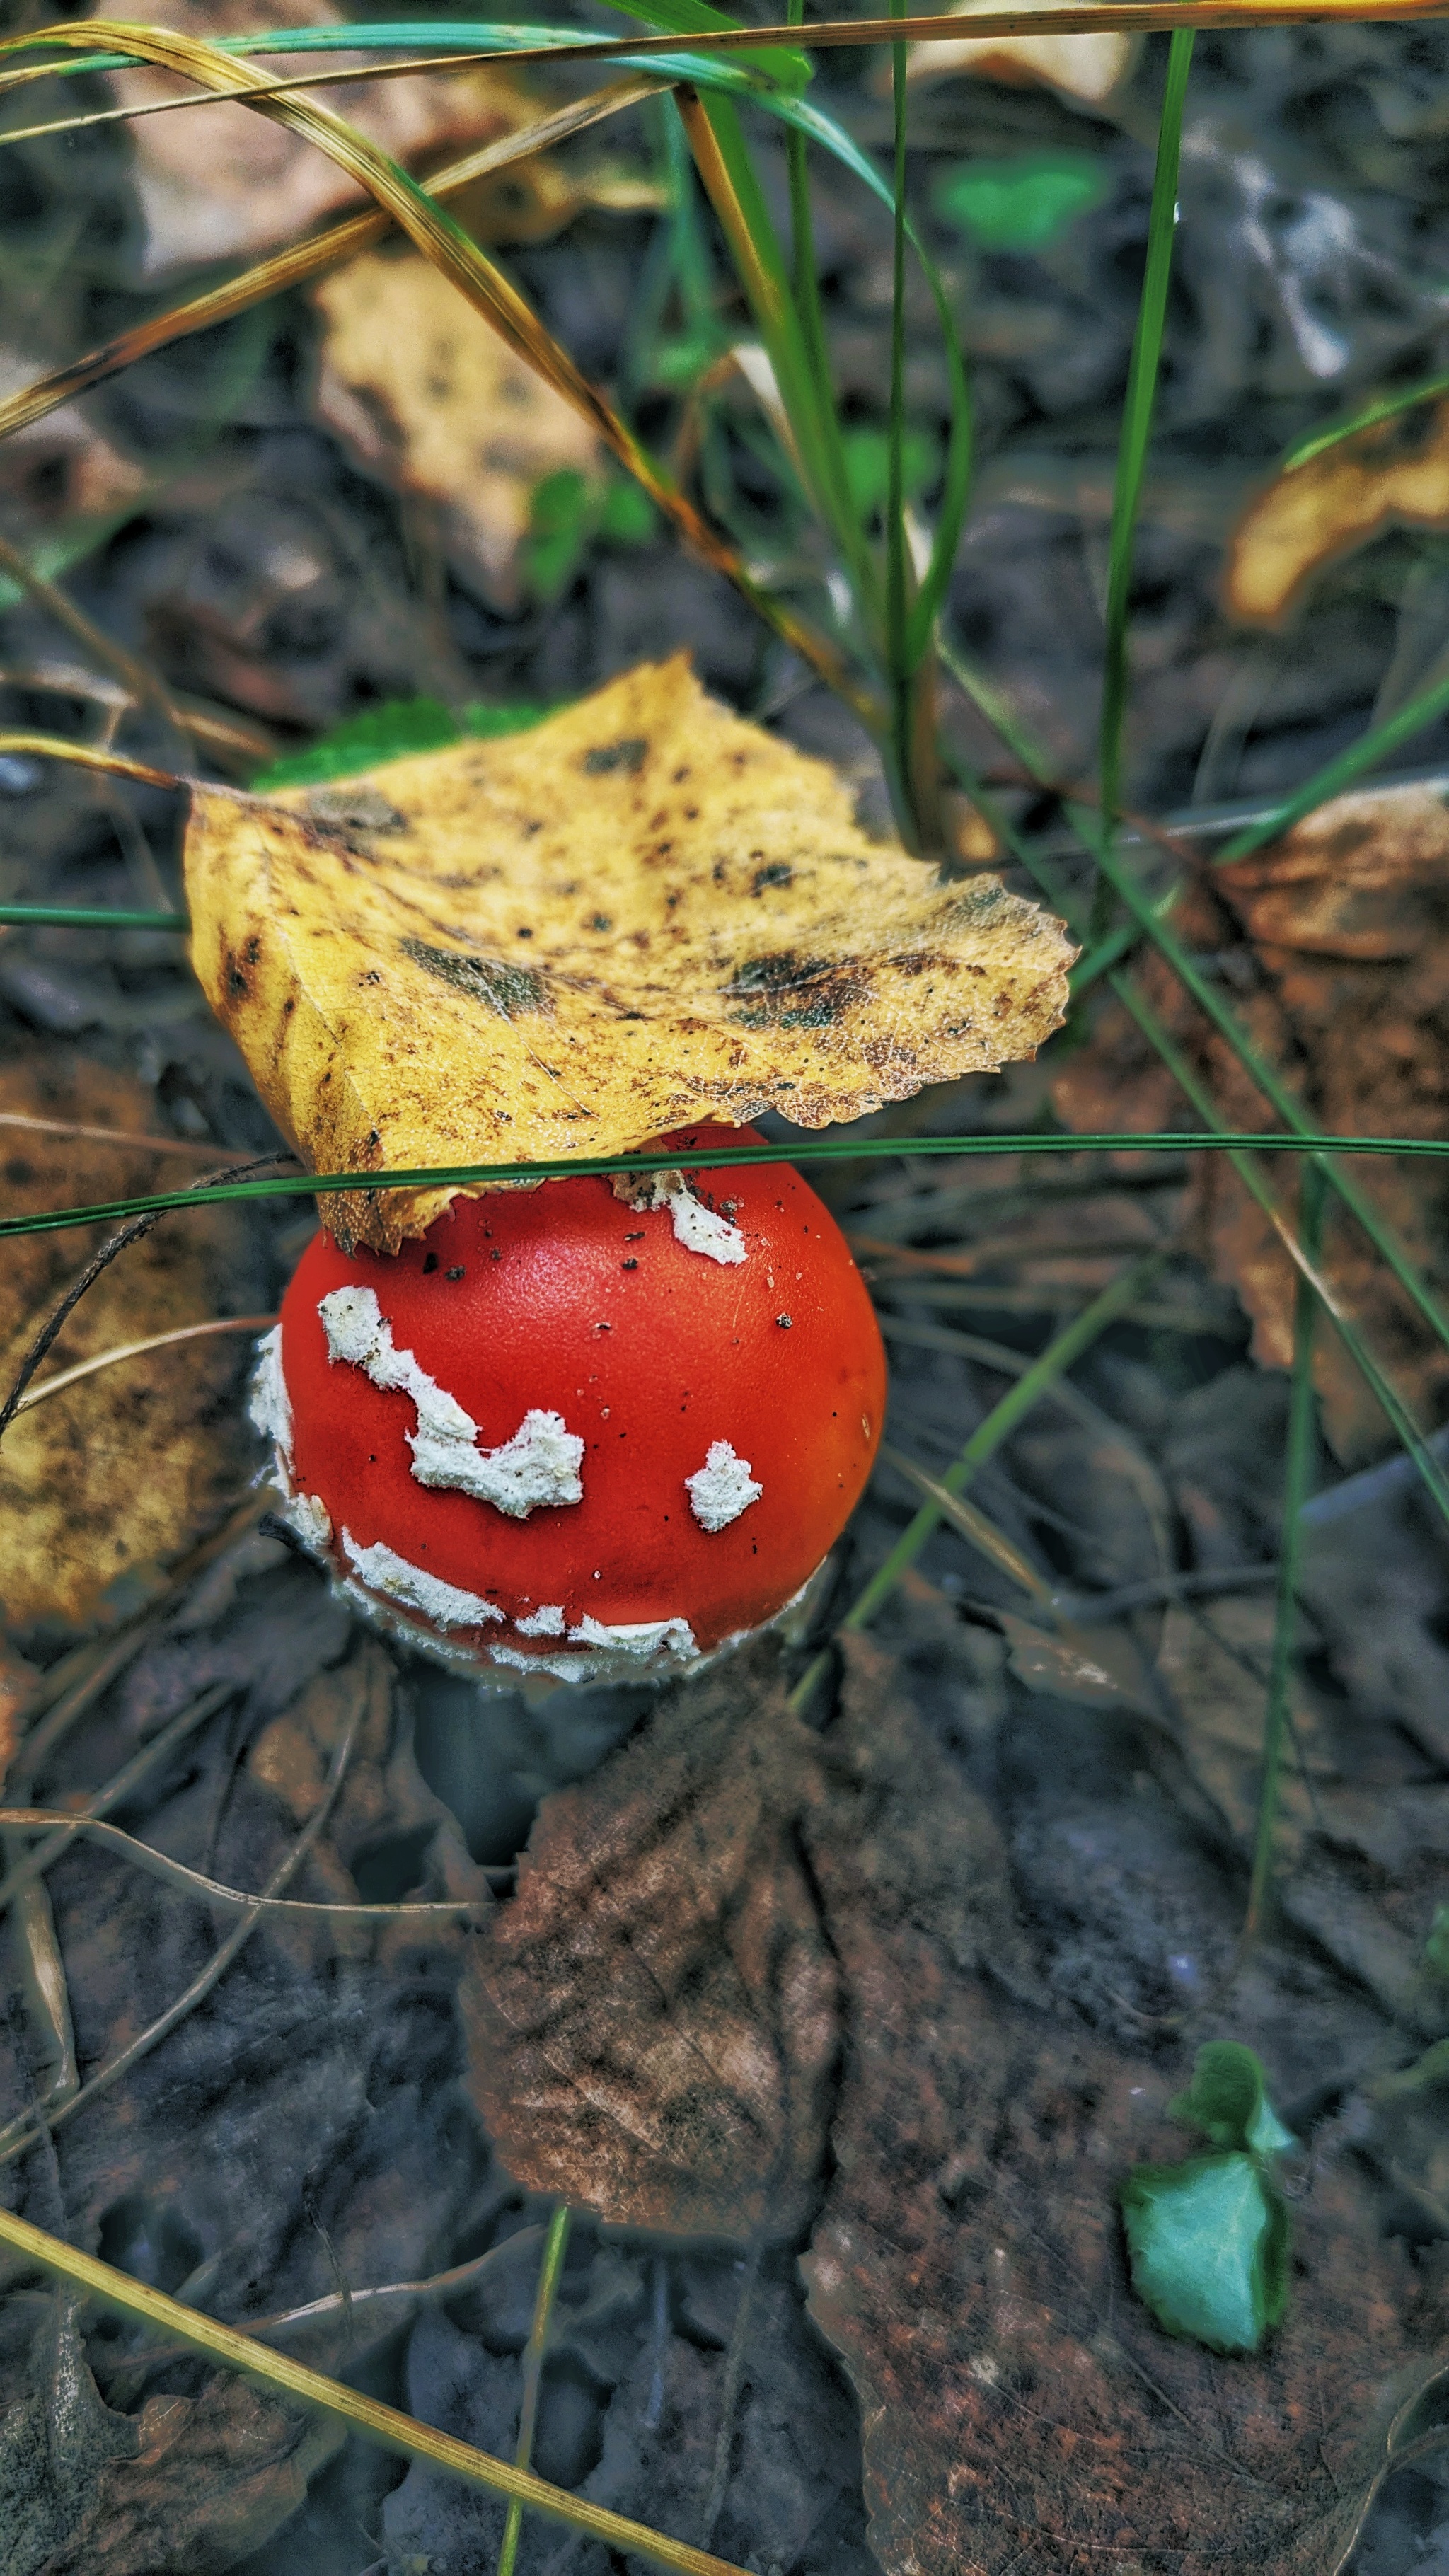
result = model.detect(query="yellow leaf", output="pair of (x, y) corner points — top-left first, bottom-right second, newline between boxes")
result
(183, 656), (1076, 1254)
(311, 248), (606, 606)
(906, 2), (1136, 108)
(1227, 402), (1449, 624)
(0, 1056), (257, 1634)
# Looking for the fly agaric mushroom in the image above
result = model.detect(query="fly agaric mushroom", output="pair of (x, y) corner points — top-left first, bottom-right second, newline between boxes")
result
(251, 1127), (885, 1684)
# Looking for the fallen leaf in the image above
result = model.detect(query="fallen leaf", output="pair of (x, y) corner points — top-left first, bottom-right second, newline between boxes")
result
(1227, 402), (1449, 624)
(92, 0), (546, 279)
(311, 248), (607, 606)
(30, 2373), (343, 2576)
(906, 1), (1136, 110)
(460, 1639), (840, 2240)
(1053, 785), (1449, 1460)
(799, 1636), (1449, 2576)
(992, 1602), (1160, 1715)
(0, 1055), (259, 1636)
(183, 653), (1076, 1252)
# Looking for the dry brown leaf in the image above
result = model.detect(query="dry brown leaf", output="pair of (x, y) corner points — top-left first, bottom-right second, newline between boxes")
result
(1053, 783), (1449, 1460)
(1227, 402), (1449, 624)
(799, 1636), (1449, 2576)
(33, 2376), (344, 2576)
(906, 1), (1136, 108)
(460, 1639), (839, 2240)
(93, 0), (545, 279)
(311, 248), (606, 606)
(183, 654), (1075, 1254)
(0, 1055), (256, 1634)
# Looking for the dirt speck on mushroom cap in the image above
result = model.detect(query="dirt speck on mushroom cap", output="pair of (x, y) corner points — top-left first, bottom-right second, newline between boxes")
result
(271, 1126), (885, 1665)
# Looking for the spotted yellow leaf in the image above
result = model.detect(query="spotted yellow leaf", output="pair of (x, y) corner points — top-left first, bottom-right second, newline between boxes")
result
(184, 657), (1075, 1253)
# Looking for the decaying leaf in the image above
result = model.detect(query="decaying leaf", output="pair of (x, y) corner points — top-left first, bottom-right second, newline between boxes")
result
(311, 248), (607, 606)
(0, 1056), (258, 1634)
(1227, 402), (1449, 624)
(1053, 782), (1449, 1459)
(800, 1638), (1448, 2576)
(461, 1624), (1445, 2570)
(28, 2374), (343, 2576)
(460, 1640), (839, 2240)
(93, 0), (546, 279)
(184, 654), (1076, 1253)
(906, 1), (1136, 110)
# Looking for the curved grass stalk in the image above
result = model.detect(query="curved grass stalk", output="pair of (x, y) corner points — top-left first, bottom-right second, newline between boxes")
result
(12, 1130), (1449, 1247)
(497, 2203), (573, 2576)
(1096, 28), (1193, 925)
(0, 1806), (506, 1911)
(11, 1313), (275, 1418)
(0, 21), (864, 716)
(0, 2203), (749, 2575)
(0, 731), (177, 791)
(1279, 370), (1449, 474)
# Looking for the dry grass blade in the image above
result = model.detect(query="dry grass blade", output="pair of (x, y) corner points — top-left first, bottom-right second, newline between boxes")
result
(0, 2202), (753, 2575)
(0, 1806), (503, 1912)
(0, 1679), (235, 1921)
(0, 729), (177, 790)
(0, 76), (664, 448)
(0, 1111), (246, 1162)
(0, 527), (195, 751)
(0, 20), (858, 710)
(13, 1311), (277, 1416)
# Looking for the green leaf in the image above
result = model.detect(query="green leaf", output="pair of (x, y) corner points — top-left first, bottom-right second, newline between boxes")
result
(932, 151), (1107, 250)
(1121, 2151), (1290, 2355)
(1167, 2040), (1296, 2156)
(1426, 1903), (1449, 1981)
(525, 466), (594, 599)
(250, 696), (554, 791)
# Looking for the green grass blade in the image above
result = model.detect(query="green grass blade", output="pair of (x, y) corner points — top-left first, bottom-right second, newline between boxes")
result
(1215, 658), (1449, 863)
(0, 906), (187, 930)
(1280, 371), (1449, 473)
(1097, 28), (1194, 906)
(1245, 1162), (1324, 1938)
(16, 1133), (1449, 1247)
(885, 0), (912, 833)
(497, 2202), (572, 2576)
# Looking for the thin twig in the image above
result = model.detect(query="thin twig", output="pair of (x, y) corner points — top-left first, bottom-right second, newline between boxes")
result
(0, 1651), (374, 2171)
(0, 531), (198, 755)
(0, 1806), (509, 1909)
(0, 1150), (291, 1447)
(0, 1679), (236, 1922)
(14, 1312), (276, 1417)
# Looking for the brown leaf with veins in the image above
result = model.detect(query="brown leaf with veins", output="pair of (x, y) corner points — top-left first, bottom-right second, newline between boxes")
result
(460, 1641), (839, 2240)
(1053, 780), (1449, 1460)
(800, 1636), (1449, 2576)
(184, 654), (1075, 1252)
(459, 1624), (1448, 2568)
(0, 1055), (256, 1633)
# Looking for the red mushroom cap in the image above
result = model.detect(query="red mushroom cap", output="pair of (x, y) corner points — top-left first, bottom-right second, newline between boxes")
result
(252, 1126), (886, 1683)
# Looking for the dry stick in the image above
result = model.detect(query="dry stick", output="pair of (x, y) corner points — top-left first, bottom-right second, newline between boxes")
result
(0, 729), (174, 791)
(0, 1679), (236, 1922)
(0, 1658), (373, 2175)
(497, 2201), (573, 2576)
(700, 2239), (763, 2551)
(0, 529), (200, 756)
(0, 1149), (291, 1447)
(107, 2222), (550, 2383)
(14, 1311), (276, 1417)
(0, 2205), (751, 2576)
(0, 1111), (250, 1163)
(0, 76), (666, 445)
(0, 662), (271, 764)
(0, 1805), (510, 1909)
